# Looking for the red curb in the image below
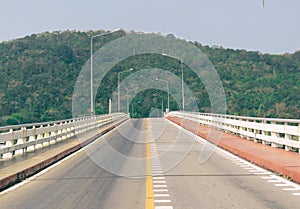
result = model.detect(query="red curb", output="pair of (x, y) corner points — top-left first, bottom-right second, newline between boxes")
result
(166, 116), (300, 184)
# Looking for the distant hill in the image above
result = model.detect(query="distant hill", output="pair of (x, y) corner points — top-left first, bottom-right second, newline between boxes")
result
(0, 30), (299, 125)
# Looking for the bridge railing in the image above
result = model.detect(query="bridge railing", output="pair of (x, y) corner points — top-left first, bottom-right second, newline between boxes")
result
(166, 111), (300, 153)
(0, 113), (128, 159)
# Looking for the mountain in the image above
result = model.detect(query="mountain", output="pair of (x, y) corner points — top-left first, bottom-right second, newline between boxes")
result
(0, 30), (299, 125)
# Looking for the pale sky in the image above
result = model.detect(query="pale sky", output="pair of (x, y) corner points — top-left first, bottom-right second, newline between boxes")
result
(0, 0), (299, 54)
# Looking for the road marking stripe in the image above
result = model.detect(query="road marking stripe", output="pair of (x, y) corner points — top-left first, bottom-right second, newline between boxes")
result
(154, 200), (171, 203)
(261, 176), (274, 179)
(146, 119), (173, 209)
(155, 206), (173, 209)
(268, 180), (281, 183)
(283, 188), (300, 191)
(253, 172), (272, 175)
(154, 189), (169, 192)
(153, 181), (166, 184)
(292, 193), (300, 196)
(153, 185), (167, 188)
(275, 184), (289, 187)
(154, 194), (170, 197)
(153, 177), (165, 180)
(146, 119), (154, 209)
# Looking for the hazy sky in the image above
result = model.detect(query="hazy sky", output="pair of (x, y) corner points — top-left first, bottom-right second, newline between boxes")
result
(0, 0), (299, 54)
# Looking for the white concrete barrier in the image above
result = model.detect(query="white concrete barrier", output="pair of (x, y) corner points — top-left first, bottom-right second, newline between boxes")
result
(167, 111), (300, 153)
(0, 113), (128, 159)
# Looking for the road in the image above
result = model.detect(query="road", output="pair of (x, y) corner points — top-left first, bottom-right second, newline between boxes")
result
(0, 118), (299, 209)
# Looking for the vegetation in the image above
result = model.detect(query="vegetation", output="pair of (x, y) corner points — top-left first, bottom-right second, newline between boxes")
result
(0, 30), (299, 125)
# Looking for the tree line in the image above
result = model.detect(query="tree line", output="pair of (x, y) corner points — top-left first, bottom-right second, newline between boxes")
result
(0, 30), (299, 125)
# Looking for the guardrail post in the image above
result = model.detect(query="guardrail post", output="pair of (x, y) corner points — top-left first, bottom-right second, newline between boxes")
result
(50, 124), (57, 145)
(284, 122), (292, 151)
(27, 126), (36, 152)
(271, 122), (280, 148)
(62, 122), (67, 140)
(43, 124), (50, 147)
(0, 113), (128, 161)
(70, 121), (75, 137)
(57, 122), (63, 142)
(167, 111), (300, 154)
(36, 125), (44, 149)
(15, 127), (26, 156)
(2, 129), (14, 159)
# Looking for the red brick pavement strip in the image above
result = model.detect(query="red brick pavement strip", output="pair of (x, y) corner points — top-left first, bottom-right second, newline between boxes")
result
(166, 116), (300, 184)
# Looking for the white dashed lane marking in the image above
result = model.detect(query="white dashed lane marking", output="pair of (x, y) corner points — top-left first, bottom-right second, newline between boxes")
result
(150, 143), (173, 209)
(214, 144), (300, 197)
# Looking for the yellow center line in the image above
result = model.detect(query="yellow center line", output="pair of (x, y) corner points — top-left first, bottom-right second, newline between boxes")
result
(145, 119), (154, 209)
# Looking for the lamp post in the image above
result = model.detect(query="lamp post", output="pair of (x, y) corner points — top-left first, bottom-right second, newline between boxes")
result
(118, 68), (133, 112)
(161, 98), (164, 117)
(156, 78), (169, 113)
(90, 29), (121, 116)
(161, 54), (184, 111)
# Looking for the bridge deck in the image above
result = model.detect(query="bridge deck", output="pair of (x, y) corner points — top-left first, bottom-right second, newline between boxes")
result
(167, 116), (300, 184)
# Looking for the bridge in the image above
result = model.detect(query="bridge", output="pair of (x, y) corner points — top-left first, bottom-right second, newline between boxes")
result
(0, 111), (299, 208)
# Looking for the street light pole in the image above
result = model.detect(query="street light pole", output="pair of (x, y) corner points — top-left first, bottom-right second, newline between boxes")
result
(181, 59), (184, 111)
(90, 29), (121, 116)
(161, 98), (164, 117)
(118, 68), (133, 112)
(156, 78), (169, 112)
(161, 53), (184, 111)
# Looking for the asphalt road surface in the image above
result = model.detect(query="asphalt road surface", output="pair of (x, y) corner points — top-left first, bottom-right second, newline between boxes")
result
(0, 118), (299, 209)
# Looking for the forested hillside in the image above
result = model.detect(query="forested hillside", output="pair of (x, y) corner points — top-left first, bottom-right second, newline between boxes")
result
(0, 30), (299, 125)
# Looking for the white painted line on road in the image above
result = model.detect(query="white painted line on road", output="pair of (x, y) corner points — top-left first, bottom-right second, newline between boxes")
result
(153, 185), (167, 188)
(152, 172), (164, 175)
(154, 189), (169, 192)
(283, 188), (300, 191)
(0, 145), (82, 196)
(170, 119), (300, 198)
(154, 200), (171, 203)
(261, 176), (274, 179)
(275, 184), (290, 187)
(154, 194), (170, 197)
(248, 170), (260, 172)
(243, 167), (255, 170)
(153, 177), (165, 180)
(153, 181), (166, 184)
(268, 180), (282, 183)
(253, 172), (273, 175)
(155, 206), (173, 209)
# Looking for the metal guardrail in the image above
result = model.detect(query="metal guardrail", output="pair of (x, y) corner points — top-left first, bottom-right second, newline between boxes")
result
(0, 113), (128, 159)
(167, 111), (300, 153)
